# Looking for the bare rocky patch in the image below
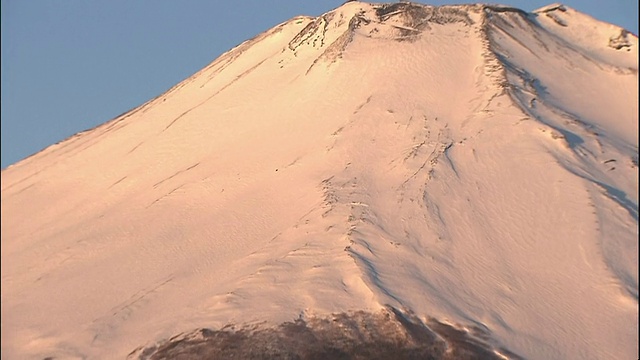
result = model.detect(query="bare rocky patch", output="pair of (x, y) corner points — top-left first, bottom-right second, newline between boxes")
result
(129, 307), (520, 360)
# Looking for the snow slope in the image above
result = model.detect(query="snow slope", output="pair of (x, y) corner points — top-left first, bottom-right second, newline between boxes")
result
(2, 2), (637, 359)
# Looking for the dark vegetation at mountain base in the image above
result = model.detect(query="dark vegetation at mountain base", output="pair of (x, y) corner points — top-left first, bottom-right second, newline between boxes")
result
(130, 307), (521, 360)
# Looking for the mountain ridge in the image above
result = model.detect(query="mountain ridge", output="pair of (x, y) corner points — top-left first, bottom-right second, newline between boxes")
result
(2, 2), (637, 359)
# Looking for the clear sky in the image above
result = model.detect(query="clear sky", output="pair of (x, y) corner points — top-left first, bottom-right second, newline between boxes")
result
(1, 0), (638, 169)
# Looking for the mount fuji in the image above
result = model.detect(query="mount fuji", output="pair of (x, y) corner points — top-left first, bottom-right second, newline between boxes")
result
(1, 2), (637, 359)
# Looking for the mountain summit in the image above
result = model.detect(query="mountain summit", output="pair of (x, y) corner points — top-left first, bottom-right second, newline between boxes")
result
(2, 2), (637, 359)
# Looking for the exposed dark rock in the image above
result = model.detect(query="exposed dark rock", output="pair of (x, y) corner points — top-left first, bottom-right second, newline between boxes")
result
(609, 29), (633, 49)
(130, 307), (521, 360)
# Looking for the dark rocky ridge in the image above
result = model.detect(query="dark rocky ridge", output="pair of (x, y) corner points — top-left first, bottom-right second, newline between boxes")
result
(129, 307), (521, 360)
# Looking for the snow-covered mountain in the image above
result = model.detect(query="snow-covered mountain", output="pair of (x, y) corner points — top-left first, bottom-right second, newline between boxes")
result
(2, 2), (637, 359)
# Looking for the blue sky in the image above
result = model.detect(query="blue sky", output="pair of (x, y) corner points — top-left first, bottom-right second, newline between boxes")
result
(1, 1), (638, 169)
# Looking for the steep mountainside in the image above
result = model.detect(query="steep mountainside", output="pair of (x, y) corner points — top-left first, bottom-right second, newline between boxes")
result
(2, 2), (637, 359)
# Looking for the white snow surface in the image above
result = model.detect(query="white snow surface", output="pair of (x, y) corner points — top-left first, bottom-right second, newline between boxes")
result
(2, 2), (637, 359)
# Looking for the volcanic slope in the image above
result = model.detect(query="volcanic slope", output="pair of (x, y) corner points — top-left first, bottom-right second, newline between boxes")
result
(1, 2), (637, 359)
